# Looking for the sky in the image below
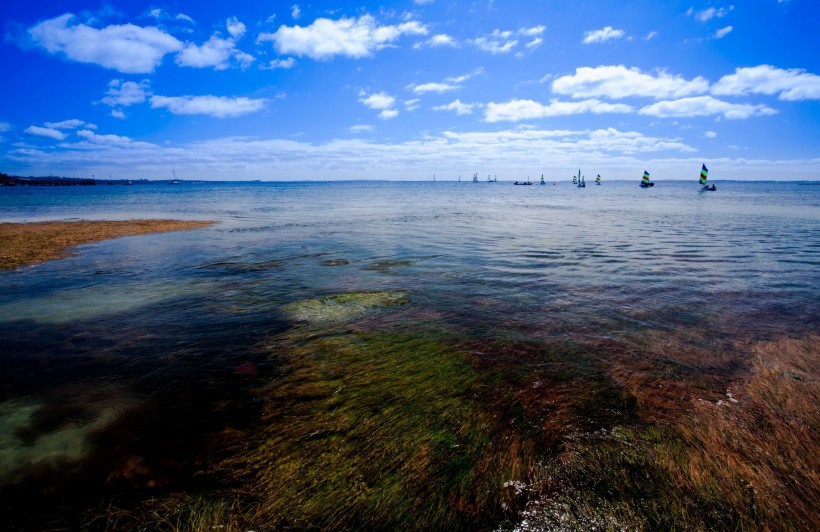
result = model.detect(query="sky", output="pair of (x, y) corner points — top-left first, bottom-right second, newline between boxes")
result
(1, 0), (819, 181)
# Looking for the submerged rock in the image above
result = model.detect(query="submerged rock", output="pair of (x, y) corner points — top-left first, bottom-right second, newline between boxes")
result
(283, 290), (410, 324)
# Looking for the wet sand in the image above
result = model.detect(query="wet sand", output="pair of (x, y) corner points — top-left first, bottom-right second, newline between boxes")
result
(0, 220), (214, 270)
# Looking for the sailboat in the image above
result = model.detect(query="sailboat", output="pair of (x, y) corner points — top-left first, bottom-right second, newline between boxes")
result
(514, 176), (533, 185)
(169, 168), (182, 184)
(577, 170), (586, 188)
(639, 170), (654, 188)
(595, 174), (601, 185)
(540, 174), (546, 185)
(699, 164), (716, 191)
(572, 172), (578, 184)
(472, 173), (479, 183)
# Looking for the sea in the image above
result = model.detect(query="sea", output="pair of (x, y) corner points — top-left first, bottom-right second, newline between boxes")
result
(0, 179), (818, 526)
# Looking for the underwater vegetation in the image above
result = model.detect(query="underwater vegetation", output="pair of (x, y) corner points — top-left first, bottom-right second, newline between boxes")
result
(2, 288), (817, 531)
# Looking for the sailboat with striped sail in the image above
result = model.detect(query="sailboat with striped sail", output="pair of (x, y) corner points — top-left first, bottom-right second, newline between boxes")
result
(639, 170), (654, 188)
(699, 164), (716, 191)
(595, 174), (601, 185)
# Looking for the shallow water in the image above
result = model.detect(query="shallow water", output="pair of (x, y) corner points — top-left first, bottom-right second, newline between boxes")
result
(0, 180), (818, 526)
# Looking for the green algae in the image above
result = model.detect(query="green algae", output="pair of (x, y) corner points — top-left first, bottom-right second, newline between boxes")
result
(282, 290), (410, 324)
(226, 331), (537, 529)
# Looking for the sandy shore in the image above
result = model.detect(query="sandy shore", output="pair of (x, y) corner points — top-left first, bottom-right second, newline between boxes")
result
(0, 219), (214, 270)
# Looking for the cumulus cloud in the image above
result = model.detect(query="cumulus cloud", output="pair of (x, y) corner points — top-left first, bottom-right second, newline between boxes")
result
(24, 126), (67, 140)
(639, 96), (777, 119)
(349, 124), (374, 133)
(582, 26), (625, 44)
(408, 68), (483, 94)
(102, 79), (151, 107)
(705, 131), (717, 138)
(226, 17), (246, 39)
(44, 119), (87, 129)
(291, 5), (301, 19)
(0, 122), (11, 133)
(484, 98), (632, 122)
(433, 99), (476, 115)
(691, 6), (734, 22)
(358, 91), (399, 119)
(415, 33), (457, 48)
(176, 18), (253, 70)
(110, 110), (127, 119)
(149, 95), (267, 117)
(712, 65), (820, 100)
(715, 26), (733, 39)
(261, 57), (296, 69)
(409, 82), (459, 94)
(469, 26), (545, 54)
(258, 15), (427, 60)
(553, 65), (710, 100)
(359, 91), (395, 110)
(28, 14), (182, 73)
(76, 129), (139, 145)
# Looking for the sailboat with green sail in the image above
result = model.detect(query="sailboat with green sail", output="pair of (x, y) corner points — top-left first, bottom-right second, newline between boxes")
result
(639, 170), (654, 188)
(699, 164), (716, 191)
(595, 174), (601, 185)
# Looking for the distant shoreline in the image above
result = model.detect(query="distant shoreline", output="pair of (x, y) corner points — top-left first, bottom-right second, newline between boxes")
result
(0, 219), (214, 270)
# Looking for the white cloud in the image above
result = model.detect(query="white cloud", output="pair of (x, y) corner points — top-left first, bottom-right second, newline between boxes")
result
(359, 91), (395, 110)
(110, 110), (127, 119)
(582, 26), (625, 44)
(404, 99), (421, 111)
(712, 65), (820, 100)
(470, 29), (517, 53)
(291, 5), (301, 19)
(409, 82), (459, 94)
(261, 57), (296, 69)
(415, 33), (457, 48)
(408, 69), (482, 94)
(378, 109), (399, 120)
(705, 131), (717, 138)
(639, 96), (777, 119)
(258, 15), (427, 60)
(102, 79), (151, 107)
(44, 119), (86, 129)
(553, 65), (710, 100)
(715, 26), (733, 39)
(149, 95), (267, 117)
(484, 98), (632, 122)
(176, 19), (254, 70)
(76, 129), (139, 145)
(433, 99), (476, 115)
(176, 13), (195, 24)
(693, 6), (734, 22)
(226, 17), (246, 39)
(525, 37), (543, 49)
(646, 31), (658, 40)
(24, 126), (67, 140)
(521, 25), (546, 37)
(28, 14), (182, 73)
(0, 122), (11, 133)
(414, 0), (436, 4)
(349, 124), (374, 133)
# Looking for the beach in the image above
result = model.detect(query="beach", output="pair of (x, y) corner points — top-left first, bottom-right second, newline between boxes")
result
(0, 219), (214, 270)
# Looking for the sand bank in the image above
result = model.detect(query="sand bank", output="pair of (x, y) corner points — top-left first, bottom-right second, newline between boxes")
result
(0, 219), (213, 270)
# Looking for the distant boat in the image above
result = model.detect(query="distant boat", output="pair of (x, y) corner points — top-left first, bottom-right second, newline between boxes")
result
(595, 174), (601, 185)
(572, 172), (578, 184)
(473, 173), (479, 183)
(640, 170), (654, 188)
(540, 174), (546, 185)
(577, 170), (586, 188)
(699, 164), (716, 191)
(169, 168), (182, 184)
(514, 176), (533, 185)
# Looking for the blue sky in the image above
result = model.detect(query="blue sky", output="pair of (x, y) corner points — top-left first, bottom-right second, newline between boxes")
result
(1, 0), (818, 180)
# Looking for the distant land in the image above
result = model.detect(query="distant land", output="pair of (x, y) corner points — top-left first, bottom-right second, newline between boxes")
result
(0, 172), (171, 186)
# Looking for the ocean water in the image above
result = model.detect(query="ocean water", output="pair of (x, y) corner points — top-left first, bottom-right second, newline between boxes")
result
(0, 180), (818, 525)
